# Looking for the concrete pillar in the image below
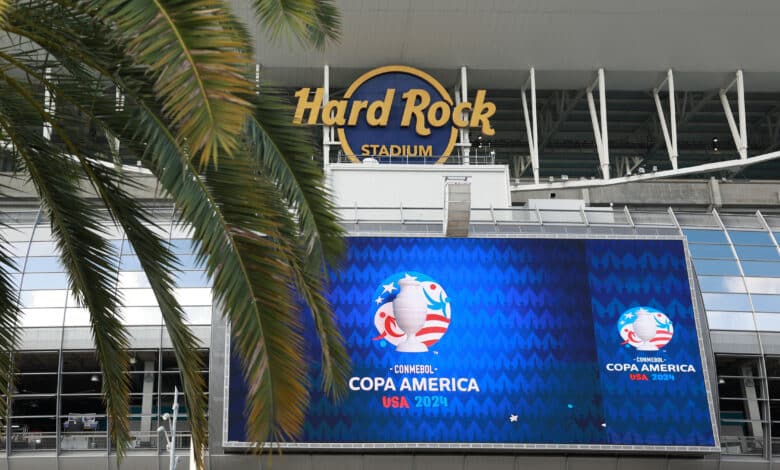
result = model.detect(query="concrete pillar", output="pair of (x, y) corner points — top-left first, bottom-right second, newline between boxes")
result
(141, 360), (155, 443)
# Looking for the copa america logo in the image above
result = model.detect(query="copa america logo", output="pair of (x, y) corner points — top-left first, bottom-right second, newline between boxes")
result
(618, 306), (674, 351)
(371, 272), (451, 353)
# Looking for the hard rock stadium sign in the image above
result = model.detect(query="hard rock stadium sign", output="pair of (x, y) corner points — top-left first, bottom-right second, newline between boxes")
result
(292, 65), (496, 163)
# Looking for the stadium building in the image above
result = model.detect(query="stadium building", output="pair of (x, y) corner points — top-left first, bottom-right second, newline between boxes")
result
(4, 1), (780, 469)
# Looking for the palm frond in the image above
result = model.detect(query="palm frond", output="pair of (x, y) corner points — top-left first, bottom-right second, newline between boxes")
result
(0, 75), (131, 456)
(247, 91), (348, 397)
(0, 233), (21, 428)
(85, 162), (210, 467)
(84, 0), (255, 166)
(253, 0), (341, 48)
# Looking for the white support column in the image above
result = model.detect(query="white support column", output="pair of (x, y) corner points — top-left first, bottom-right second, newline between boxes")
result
(112, 86), (124, 158)
(586, 69), (610, 179)
(323, 64), (331, 168)
(43, 67), (53, 140)
(720, 70), (748, 160)
(653, 69), (679, 169)
(460, 66), (470, 165)
(520, 68), (539, 184)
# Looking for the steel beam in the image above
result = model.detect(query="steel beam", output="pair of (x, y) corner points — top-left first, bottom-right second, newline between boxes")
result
(719, 70), (748, 159)
(653, 69), (678, 169)
(520, 68), (539, 183)
(586, 69), (610, 179)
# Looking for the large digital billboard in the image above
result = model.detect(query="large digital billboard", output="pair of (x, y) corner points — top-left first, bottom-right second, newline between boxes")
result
(225, 237), (718, 451)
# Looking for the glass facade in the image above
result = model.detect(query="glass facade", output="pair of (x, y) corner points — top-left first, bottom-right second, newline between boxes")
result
(2, 204), (780, 459)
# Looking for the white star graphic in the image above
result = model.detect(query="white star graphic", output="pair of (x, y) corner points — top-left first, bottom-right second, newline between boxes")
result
(402, 273), (418, 281)
(382, 283), (397, 294)
(375, 296), (384, 305)
(624, 313), (634, 319)
(509, 414), (518, 423)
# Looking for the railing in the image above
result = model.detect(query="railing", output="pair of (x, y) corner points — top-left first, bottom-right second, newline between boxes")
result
(60, 431), (108, 450)
(10, 431), (57, 451)
(330, 153), (496, 165)
(721, 435), (765, 456)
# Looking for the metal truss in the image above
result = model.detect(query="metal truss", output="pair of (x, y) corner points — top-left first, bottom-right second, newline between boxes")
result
(514, 68), (780, 191)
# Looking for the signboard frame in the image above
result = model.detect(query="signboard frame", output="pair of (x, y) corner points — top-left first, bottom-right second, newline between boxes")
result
(222, 234), (720, 453)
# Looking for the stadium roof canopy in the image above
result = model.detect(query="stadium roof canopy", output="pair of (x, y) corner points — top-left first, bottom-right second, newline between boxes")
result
(238, 0), (780, 179)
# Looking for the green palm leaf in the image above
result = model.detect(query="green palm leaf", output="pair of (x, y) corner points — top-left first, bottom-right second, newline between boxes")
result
(85, 0), (255, 166)
(0, 76), (132, 456)
(253, 0), (341, 48)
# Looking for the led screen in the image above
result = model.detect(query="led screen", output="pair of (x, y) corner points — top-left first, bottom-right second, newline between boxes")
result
(226, 237), (716, 449)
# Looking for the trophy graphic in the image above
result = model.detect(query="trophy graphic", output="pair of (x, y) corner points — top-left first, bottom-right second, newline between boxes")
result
(391, 278), (429, 352)
(632, 310), (658, 351)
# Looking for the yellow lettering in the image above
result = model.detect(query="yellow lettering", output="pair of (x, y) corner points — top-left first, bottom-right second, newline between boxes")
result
(400, 89), (432, 136)
(361, 144), (370, 155)
(367, 89), (395, 126)
(427, 101), (450, 127)
(348, 100), (369, 126)
(292, 88), (323, 125)
(378, 146), (389, 156)
(452, 102), (472, 128)
(390, 145), (402, 155)
(322, 100), (348, 126)
(469, 90), (496, 135)
(419, 145), (432, 157)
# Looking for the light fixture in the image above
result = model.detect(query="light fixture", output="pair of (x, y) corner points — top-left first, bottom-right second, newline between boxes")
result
(548, 176), (554, 182)
(90, 374), (99, 382)
(712, 137), (719, 152)
(652, 165), (658, 172)
(718, 378), (726, 385)
(129, 356), (137, 365)
(561, 174), (569, 181)
(638, 167), (646, 174)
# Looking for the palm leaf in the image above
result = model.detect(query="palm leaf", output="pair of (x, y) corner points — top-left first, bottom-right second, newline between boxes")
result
(0, 75), (131, 456)
(84, 0), (255, 166)
(247, 91), (348, 397)
(0, 233), (21, 431)
(253, 0), (341, 48)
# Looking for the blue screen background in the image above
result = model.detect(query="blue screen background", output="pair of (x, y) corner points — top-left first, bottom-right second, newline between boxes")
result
(227, 237), (715, 447)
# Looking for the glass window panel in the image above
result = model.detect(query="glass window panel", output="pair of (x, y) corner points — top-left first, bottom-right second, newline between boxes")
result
(128, 372), (158, 395)
(20, 290), (67, 308)
(174, 288), (211, 306)
(8, 242), (29, 257)
(753, 295), (780, 313)
(119, 255), (142, 271)
(13, 374), (58, 395)
(161, 349), (208, 371)
(14, 352), (59, 373)
(121, 289), (158, 307)
(62, 351), (99, 372)
(175, 270), (209, 288)
(23, 257), (64, 273)
(27, 242), (58, 257)
(11, 257), (24, 273)
(176, 255), (202, 270)
(21, 308), (64, 327)
(707, 311), (755, 331)
(698, 276), (746, 293)
(742, 261), (780, 277)
(702, 293), (752, 311)
(61, 374), (102, 394)
(717, 356), (762, 378)
(757, 314), (780, 332)
(10, 417), (59, 451)
(183, 306), (211, 325)
(169, 239), (196, 254)
(64, 308), (90, 326)
(118, 271), (150, 289)
(1, 226), (34, 242)
(121, 307), (162, 326)
(688, 243), (735, 259)
(729, 230), (774, 246)
(775, 232), (780, 242)
(692, 259), (741, 276)
(11, 396), (57, 416)
(9, 273), (21, 290)
(735, 245), (780, 261)
(60, 395), (105, 415)
(683, 229), (728, 244)
(21, 272), (69, 290)
(128, 350), (159, 372)
(746, 277), (780, 294)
